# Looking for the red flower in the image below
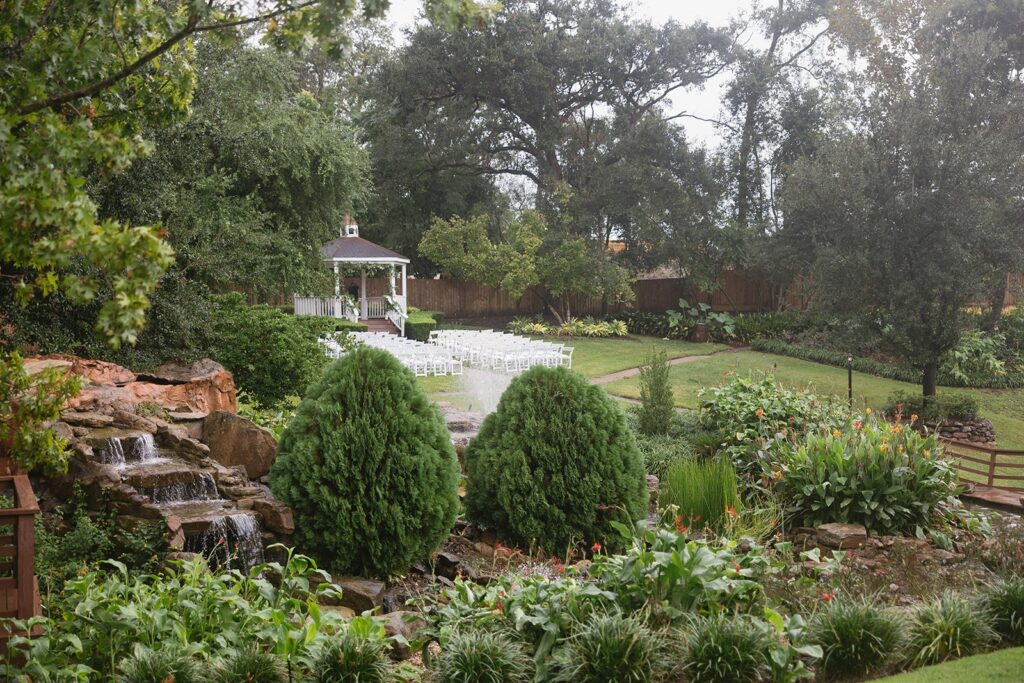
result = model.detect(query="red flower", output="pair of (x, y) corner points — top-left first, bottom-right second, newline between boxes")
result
(591, 542), (602, 553)
(821, 591), (835, 603)
(756, 408), (765, 419)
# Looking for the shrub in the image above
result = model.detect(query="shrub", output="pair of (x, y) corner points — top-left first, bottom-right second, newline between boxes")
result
(698, 373), (845, 470)
(981, 578), (1024, 645)
(312, 632), (392, 683)
(682, 615), (769, 683)
(884, 390), (980, 422)
(906, 592), (998, 666)
(209, 294), (333, 405)
(776, 417), (958, 535)
(660, 457), (740, 532)
(634, 433), (695, 479)
(614, 311), (671, 338)
(508, 316), (552, 335)
(941, 330), (1007, 385)
(552, 612), (672, 683)
(405, 310), (438, 341)
(433, 630), (533, 683)
(270, 347), (460, 576)
(464, 366), (647, 554)
(810, 599), (904, 680)
(732, 311), (808, 344)
(212, 647), (286, 683)
(637, 350), (674, 436)
(117, 648), (203, 683)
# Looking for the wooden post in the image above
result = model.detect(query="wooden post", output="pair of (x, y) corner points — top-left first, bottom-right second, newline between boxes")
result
(987, 450), (997, 488)
(13, 475), (38, 620)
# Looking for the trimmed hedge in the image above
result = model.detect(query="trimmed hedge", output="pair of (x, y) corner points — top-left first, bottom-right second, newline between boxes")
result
(464, 366), (647, 554)
(269, 347), (460, 577)
(750, 338), (1024, 389)
(405, 311), (438, 341)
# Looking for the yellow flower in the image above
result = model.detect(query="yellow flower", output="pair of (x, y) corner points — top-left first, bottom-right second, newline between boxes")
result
(832, 430), (842, 438)
(771, 470), (783, 480)
(897, 445), (904, 454)
(865, 407), (873, 415)
(923, 449), (932, 458)
(910, 414), (919, 423)
(880, 443), (889, 452)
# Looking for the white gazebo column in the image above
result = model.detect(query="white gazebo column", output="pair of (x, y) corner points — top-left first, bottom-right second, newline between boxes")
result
(360, 267), (367, 319)
(388, 264), (396, 295)
(333, 262), (341, 318)
(401, 263), (407, 312)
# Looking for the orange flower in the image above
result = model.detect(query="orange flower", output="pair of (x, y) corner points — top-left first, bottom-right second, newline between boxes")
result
(591, 542), (602, 553)
(725, 504), (738, 520)
(771, 470), (783, 480)
(832, 429), (842, 438)
(910, 413), (919, 423)
(853, 419), (863, 430)
(756, 408), (764, 419)
(880, 443), (889, 452)
(821, 591), (835, 603)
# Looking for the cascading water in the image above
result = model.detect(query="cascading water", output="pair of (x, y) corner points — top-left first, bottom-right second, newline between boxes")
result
(99, 432), (160, 467)
(138, 472), (219, 504)
(185, 513), (265, 571)
(456, 368), (512, 414)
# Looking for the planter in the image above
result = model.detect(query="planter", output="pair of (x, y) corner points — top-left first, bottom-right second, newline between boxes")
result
(689, 322), (710, 343)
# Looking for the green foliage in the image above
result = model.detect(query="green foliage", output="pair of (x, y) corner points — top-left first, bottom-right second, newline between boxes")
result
(638, 350), (675, 436)
(810, 599), (905, 680)
(981, 578), (1024, 646)
(885, 391), (980, 423)
(614, 312), (672, 338)
(697, 373), (845, 470)
(312, 630), (392, 683)
(551, 612), (672, 683)
(420, 213), (634, 319)
(269, 347), (460, 577)
(660, 457), (741, 532)
(117, 647), (203, 683)
(732, 312), (810, 344)
(433, 630), (533, 683)
(591, 523), (770, 622)
(906, 592), (998, 667)
(35, 485), (168, 596)
(751, 339), (1024, 389)
(211, 646), (285, 683)
(682, 615), (770, 683)
(634, 434), (695, 480)
(941, 331), (1008, 385)
(776, 417), (958, 535)
(464, 366), (647, 554)
(235, 391), (299, 442)
(507, 317), (627, 338)
(1, 551), (349, 680)
(405, 310), (439, 341)
(667, 299), (736, 342)
(210, 295), (333, 405)
(0, 352), (82, 473)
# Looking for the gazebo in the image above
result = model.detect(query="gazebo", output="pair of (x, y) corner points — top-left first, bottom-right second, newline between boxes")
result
(293, 216), (409, 335)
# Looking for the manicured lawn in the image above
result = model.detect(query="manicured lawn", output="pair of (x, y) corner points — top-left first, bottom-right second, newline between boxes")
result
(544, 335), (725, 379)
(602, 350), (1024, 449)
(874, 648), (1024, 682)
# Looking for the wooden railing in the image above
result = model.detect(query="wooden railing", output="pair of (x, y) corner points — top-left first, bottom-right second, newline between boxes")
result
(940, 438), (1024, 492)
(0, 474), (41, 631)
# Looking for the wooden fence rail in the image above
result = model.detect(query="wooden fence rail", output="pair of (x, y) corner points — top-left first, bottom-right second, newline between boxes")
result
(940, 438), (1024, 492)
(0, 474), (41, 649)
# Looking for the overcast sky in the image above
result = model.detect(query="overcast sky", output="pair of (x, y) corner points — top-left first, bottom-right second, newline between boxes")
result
(380, 0), (755, 147)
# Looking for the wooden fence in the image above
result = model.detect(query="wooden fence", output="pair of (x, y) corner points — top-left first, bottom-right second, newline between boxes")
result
(323, 272), (805, 319)
(941, 438), (1024, 492)
(0, 474), (41, 650)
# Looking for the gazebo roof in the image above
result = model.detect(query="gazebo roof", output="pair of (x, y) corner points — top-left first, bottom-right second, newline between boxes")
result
(320, 235), (409, 263)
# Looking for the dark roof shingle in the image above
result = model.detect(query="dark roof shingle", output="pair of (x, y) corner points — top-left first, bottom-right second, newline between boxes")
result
(320, 236), (408, 262)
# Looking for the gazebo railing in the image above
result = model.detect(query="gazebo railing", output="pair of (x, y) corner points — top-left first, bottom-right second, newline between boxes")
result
(293, 295), (358, 322)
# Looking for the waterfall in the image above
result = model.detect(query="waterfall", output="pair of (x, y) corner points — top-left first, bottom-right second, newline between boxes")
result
(185, 513), (265, 571)
(100, 432), (160, 467)
(139, 472), (219, 504)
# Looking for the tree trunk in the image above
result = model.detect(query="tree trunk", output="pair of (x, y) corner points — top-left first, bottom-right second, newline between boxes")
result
(981, 276), (1008, 331)
(922, 361), (938, 397)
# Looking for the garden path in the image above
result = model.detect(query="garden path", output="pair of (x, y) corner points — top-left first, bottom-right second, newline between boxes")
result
(588, 346), (748, 385)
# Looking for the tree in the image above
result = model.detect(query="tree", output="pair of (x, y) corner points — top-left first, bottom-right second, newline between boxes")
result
(779, 0), (1024, 395)
(419, 212), (634, 321)
(1, 0), (492, 348)
(362, 0), (730, 276)
(269, 347), (460, 576)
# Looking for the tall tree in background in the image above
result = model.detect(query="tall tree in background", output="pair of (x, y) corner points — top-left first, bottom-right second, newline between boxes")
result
(779, 0), (1024, 396)
(359, 0), (731, 284)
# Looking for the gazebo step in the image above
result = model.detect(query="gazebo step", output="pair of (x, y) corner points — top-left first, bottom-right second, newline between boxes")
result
(361, 319), (401, 335)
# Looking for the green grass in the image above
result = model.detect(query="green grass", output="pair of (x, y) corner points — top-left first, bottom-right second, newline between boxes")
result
(550, 335), (725, 379)
(874, 647), (1024, 682)
(602, 351), (1024, 450)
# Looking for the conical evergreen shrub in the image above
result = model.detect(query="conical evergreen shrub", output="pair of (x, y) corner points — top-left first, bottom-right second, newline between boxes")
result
(269, 347), (460, 577)
(464, 366), (647, 554)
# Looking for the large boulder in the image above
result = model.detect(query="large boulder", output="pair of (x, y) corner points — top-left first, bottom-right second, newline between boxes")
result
(202, 411), (277, 479)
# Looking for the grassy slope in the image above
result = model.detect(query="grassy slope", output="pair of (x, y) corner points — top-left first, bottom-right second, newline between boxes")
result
(874, 648), (1024, 682)
(602, 350), (1024, 449)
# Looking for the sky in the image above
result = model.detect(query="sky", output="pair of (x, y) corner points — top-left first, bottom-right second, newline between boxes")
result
(380, 0), (755, 147)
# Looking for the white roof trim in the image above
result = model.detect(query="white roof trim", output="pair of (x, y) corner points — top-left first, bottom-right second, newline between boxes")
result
(325, 256), (411, 264)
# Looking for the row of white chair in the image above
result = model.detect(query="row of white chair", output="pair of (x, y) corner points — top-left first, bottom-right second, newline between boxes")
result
(428, 330), (573, 372)
(323, 332), (464, 377)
